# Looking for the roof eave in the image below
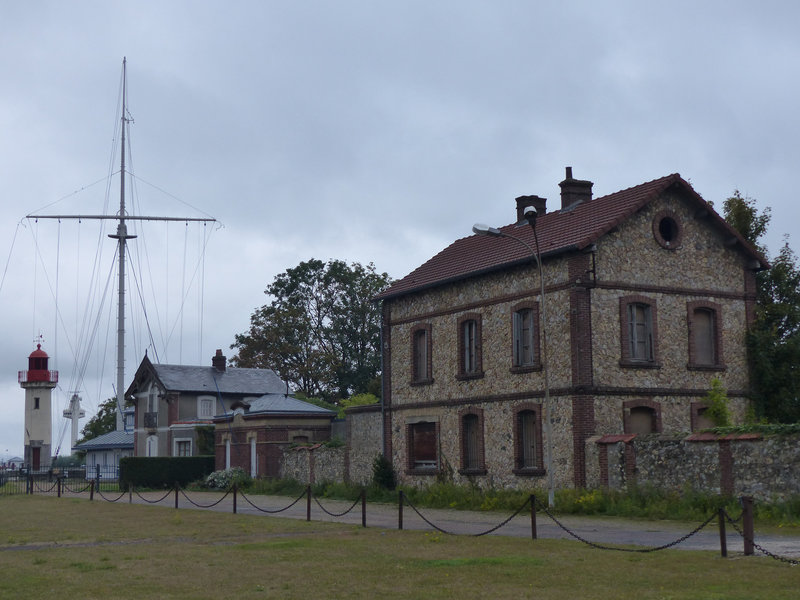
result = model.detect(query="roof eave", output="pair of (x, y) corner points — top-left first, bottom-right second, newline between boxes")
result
(376, 245), (579, 301)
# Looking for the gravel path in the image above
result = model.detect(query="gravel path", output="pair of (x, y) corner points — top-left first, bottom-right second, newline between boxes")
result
(76, 488), (800, 560)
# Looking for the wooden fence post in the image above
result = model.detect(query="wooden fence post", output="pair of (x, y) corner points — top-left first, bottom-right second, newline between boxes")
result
(741, 496), (755, 556)
(361, 489), (367, 528)
(530, 495), (537, 540)
(174, 482), (179, 509)
(306, 485), (312, 521)
(233, 483), (237, 514)
(398, 490), (404, 530)
(718, 508), (727, 558)
(89, 479), (95, 501)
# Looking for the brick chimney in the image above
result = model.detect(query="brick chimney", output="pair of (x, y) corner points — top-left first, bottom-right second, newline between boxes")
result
(212, 349), (227, 372)
(516, 195), (547, 222)
(559, 166), (593, 210)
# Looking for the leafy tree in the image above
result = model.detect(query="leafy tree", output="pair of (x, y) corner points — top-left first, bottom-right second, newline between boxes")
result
(336, 392), (379, 418)
(723, 193), (800, 422)
(231, 259), (391, 401)
(76, 397), (118, 445)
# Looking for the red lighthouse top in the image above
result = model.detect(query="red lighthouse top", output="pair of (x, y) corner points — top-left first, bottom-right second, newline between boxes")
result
(19, 344), (58, 384)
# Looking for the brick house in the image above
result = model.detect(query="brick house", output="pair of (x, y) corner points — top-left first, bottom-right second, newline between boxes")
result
(375, 168), (768, 490)
(213, 393), (335, 477)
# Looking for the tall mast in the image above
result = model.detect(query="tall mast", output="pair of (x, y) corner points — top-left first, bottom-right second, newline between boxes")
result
(109, 57), (136, 431)
(28, 58), (216, 434)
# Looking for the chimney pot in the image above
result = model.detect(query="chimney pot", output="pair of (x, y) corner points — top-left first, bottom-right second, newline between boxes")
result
(212, 349), (227, 372)
(559, 166), (593, 210)
(516, 195), (547, 222)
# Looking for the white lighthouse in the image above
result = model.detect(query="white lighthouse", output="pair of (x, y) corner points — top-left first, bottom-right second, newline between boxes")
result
(18, 344), (58, 470)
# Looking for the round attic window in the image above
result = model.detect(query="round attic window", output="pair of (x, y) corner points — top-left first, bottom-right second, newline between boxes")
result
(652, 210), (682, 249)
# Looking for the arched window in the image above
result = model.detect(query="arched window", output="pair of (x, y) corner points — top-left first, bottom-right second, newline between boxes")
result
(623, 400), (662, 434)
(460, 410), (485, 474)
(688, 302), (724, 369)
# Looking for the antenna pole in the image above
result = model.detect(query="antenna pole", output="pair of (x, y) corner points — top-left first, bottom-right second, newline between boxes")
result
(110, 57), (136, 432)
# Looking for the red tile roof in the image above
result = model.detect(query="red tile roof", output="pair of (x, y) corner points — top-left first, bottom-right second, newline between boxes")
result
(377, 173), (769, 300)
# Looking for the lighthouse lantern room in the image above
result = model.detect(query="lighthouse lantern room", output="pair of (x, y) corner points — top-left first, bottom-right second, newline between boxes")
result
(18, 344), (58, 470)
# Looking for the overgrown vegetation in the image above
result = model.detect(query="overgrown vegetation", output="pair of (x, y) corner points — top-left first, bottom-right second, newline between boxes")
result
(703, 377), (732, 427)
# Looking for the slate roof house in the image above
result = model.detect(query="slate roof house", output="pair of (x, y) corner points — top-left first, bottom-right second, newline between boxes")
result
(375, 168), (768, 490)
(73, 409), (135, 478)
(127, 350), (335, 478)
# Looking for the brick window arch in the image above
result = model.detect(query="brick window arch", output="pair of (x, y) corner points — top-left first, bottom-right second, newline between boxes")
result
(619, 295), (660, 368)
(513, 403), (545, 475)
(687, 301), (725, 370)
(459, 408), (486, 475)
(410, 323), (433, 385)
(406, 420), (439, 474)
(623, 400), (662, 434)
(652, 209), (683, 249)
(690, 401), (716, 431)
(457, 313), (484, 380)
(510, 301), (542, 373)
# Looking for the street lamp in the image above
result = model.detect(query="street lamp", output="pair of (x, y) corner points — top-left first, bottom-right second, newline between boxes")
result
(473, 206), (554, 508)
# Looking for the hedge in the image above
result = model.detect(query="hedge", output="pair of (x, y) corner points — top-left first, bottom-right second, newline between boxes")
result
(119, 456), (215, 489)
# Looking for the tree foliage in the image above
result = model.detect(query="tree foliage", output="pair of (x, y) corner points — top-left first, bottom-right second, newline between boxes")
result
(230, 259), (391, 401)
(723, 192), (800, 422)
(76, 397), (118, 445)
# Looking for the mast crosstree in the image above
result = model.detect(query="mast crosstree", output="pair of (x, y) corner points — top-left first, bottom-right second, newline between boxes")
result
(28, 58), (216, 431)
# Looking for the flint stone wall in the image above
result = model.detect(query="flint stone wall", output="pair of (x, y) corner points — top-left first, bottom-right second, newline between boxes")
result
(587, 433), (800, 502)
(280, 405), (381, 485)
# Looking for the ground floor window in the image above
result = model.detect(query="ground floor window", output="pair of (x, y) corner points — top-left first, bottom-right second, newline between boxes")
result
(513, 405), (544, 474)
(460, 410), (486, 474)
(407, 421), (438, 471)
(175, 439), (192, 457)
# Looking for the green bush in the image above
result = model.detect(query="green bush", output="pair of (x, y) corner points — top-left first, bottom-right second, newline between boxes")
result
(371, 454), (396, 490)
(704, 377), (732, 427)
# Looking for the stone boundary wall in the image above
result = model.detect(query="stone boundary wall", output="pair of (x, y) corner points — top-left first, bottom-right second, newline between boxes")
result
(280, 405), (382, 485)
(586, 432), (800, 502)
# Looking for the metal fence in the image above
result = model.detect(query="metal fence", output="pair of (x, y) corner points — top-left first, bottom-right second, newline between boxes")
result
(0, 465), (122, 495)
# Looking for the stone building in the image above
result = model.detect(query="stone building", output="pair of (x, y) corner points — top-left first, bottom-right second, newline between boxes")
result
(375, 168), (768, 490)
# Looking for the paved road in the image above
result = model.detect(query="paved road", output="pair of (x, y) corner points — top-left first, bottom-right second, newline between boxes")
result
(82, 488), (800, 560)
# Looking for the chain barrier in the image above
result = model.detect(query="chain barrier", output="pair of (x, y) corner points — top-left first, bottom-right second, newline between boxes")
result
(727, 510), (744, 524)
(133, 489), (173, 504)
(724, 511), (799, 566)
(534, 498), (718, 553)
(31, 478), (59, 493)
(239, 488), (307, 514)
(96, 488), (127, 503)
(61, 480), (92, 494)
(402, 494), (531, 537)
(178, 487), (231, 509)
(312, 493), (361, 518)
(473, 498), (532, 537)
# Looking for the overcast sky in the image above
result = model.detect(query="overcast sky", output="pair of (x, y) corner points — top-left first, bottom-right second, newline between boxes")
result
(1, 1), (798, 458)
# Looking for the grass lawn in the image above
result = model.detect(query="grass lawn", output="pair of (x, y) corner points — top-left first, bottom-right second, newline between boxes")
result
(0, 495), (798, 599)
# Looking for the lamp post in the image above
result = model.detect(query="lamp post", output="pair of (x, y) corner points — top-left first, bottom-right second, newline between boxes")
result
(473, 207), (554, 508)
